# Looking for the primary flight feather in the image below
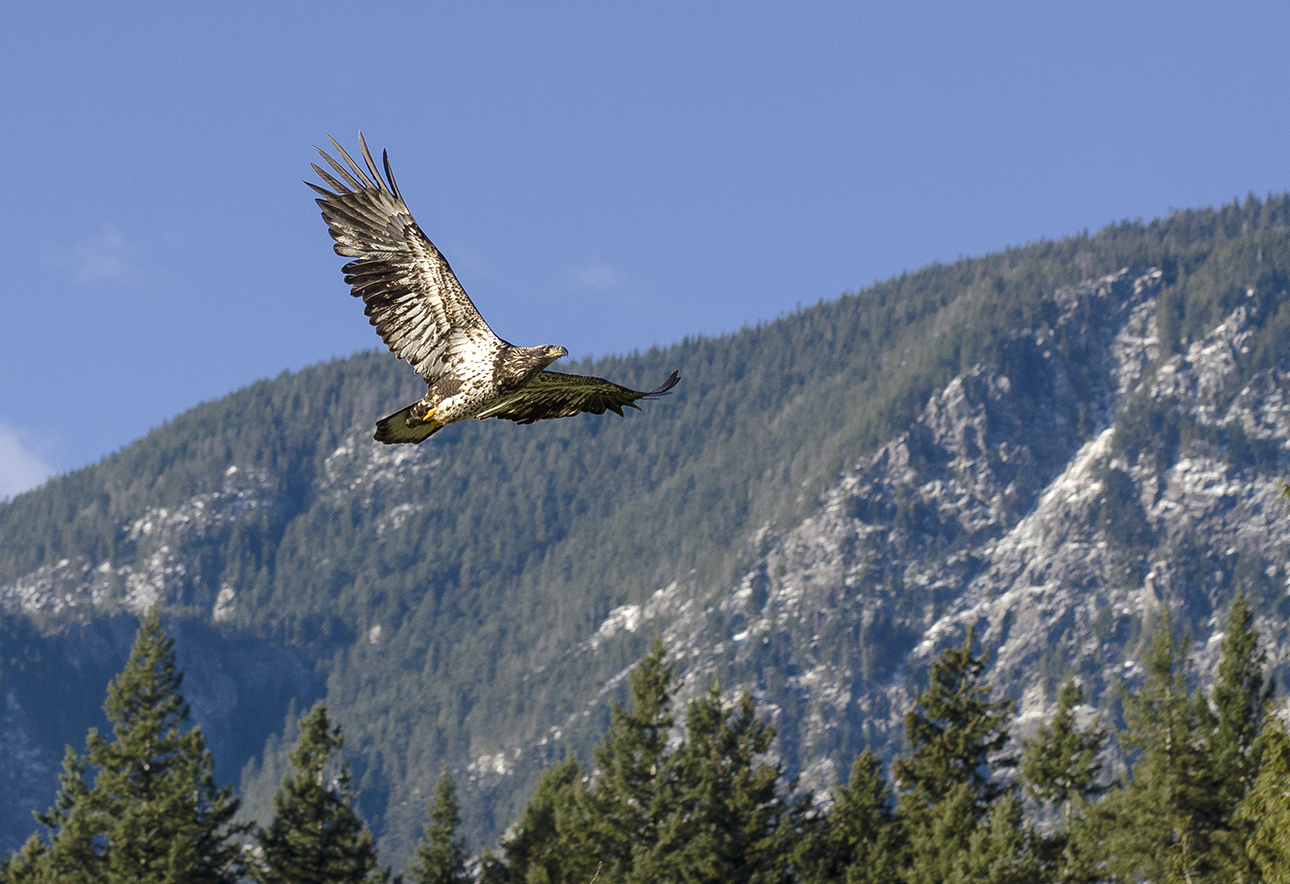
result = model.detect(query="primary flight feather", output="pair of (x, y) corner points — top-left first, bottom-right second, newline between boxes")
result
(309, 133), (680, 444)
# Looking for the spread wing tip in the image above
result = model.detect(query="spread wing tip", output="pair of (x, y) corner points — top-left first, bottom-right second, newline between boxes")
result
(310, 132), (392, 197)
(646, 370), (681, 397)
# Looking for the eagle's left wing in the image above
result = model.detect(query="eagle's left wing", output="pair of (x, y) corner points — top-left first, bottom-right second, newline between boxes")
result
(308, 134), (504, 383)
(476, 370), (680, 425)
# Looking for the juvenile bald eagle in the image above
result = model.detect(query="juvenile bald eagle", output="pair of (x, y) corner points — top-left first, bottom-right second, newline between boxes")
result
(309, 134), (680, 444)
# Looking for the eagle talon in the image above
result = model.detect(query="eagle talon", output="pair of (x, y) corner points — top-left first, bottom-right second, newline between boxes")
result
(420, 409), (436, 423)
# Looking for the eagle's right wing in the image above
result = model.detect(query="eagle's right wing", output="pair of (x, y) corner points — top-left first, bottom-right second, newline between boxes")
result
(475, 370), (680, 425)
(309, 134), (504, 380)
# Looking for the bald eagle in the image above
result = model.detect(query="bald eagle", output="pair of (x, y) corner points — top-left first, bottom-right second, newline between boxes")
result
(309, 134), (680, 444)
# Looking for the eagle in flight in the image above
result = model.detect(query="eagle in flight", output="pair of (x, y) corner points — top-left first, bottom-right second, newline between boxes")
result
(309, 134), (680, 444)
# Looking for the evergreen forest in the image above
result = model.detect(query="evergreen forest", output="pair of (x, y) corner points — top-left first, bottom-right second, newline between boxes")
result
(2, 597), (1285, 883)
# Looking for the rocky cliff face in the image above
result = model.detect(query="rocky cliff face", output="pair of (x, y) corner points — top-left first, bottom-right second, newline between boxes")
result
(570, 267), (1288, 797)
(0, 463), (282, 623)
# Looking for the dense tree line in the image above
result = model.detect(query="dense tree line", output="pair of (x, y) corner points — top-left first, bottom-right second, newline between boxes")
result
(3, 594), (1284, 883)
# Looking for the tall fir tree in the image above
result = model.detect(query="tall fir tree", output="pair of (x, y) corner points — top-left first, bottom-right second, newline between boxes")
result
(1206, 590), (1272, 880)
(0, 835), (46, 884)
(794, 749), (903, 884)
(408, 770), (470, 884)
(1211, 592), (1270, 783)
(495, 755), (589, 884)
(894, 628), (1016, 812)
(255, 702), (387, 884)
(656, 682), (805, 884)
(499, 640), (680, 884)
(499, 642), (804, 884)
(1022, 677), (1106, 824)
(893, 629), (1029, 884)
(30, 748), (97, 883)
(20, 608), (244, 884)
(1020, 676), (1106, 883)
(951, 793), (1043, 884)
(1091, 608), (1218, 883)
(580, 636), (679, 883)
(1240, 721), (1290, 884)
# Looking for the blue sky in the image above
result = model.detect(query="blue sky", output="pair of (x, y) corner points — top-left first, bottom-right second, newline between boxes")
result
(2, 1), (1289, 498)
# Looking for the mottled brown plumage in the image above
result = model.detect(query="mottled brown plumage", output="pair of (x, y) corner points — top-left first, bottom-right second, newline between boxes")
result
(309, 133), (679, 444)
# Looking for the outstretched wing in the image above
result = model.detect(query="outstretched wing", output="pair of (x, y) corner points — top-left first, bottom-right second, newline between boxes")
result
(476, 370), (680, 425)
(308, 134), (504, 380)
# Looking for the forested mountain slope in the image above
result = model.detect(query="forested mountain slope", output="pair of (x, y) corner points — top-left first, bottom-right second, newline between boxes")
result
(3, 196), (1290, 864)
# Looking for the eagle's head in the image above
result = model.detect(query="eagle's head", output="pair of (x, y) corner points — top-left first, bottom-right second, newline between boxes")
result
(495, 344), (568, 389)
(539, 344), (569, 364)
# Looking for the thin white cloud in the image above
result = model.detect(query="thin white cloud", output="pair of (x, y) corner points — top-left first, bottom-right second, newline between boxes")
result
(566, 260), (626, 292)
(43, 224), (136, 285)
(0, 423), (56, 500)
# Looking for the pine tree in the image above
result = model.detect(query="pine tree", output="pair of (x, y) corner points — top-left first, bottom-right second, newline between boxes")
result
(795, 749), (902, 884)
(580, 636), (679, 882)
(1207, 590), (1272, 879)
(894, 629), (1028, 884)
(25, 609), (245, 884)
(901, 782), (1043, 884)
(1020, 676), (1105, 882)
(1240, 721), (1290, 883)
(901, 782), (980, 884)
(408, 770), (470, 884)
(0, 834), (46, 884)
(1211, 593), (1270, 783)
(1022, 677), (1106, 823)
(500, 641), (680, 884)
(894, 628), (1016, 813)
(255, 702), (387, 884)
(1092, 608), (1218, 883)
(32, 747), (97, 883)
(657, 682), (805, 884)
(497, 755), (590, 884)
(953, 793), (1043, 884)
(500, 643), (805, 884)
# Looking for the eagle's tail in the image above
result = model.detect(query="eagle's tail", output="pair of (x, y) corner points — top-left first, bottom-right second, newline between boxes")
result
(374, 404), (445, 444)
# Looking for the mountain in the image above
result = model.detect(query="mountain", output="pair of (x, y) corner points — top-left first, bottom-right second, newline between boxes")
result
(3, 196), (1290, 866)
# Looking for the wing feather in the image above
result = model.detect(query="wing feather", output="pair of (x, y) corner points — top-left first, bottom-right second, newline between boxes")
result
(310, 133), (504, 379)
(476, 370), (680, 424)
